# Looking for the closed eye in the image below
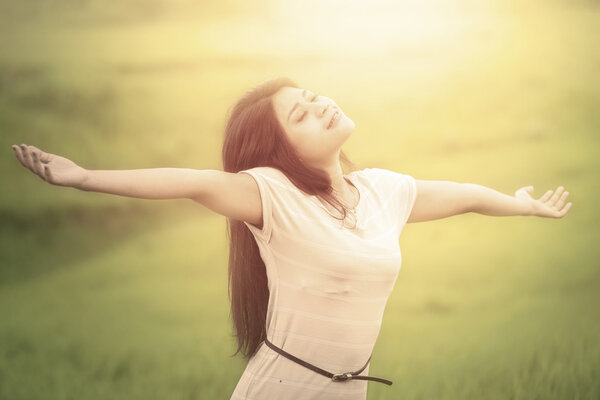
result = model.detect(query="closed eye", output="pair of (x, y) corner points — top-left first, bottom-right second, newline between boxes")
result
(297, 94), (319, 122)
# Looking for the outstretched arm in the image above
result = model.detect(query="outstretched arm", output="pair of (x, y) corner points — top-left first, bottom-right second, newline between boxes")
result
(12, 143), (263, 225)
(407, 180), (572, 223)
(12, 143), (209, 199)
(468, 184), (571, 218)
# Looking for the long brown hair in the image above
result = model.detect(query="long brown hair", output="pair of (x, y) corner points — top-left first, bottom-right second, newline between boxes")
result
(222, 77), (356, 360)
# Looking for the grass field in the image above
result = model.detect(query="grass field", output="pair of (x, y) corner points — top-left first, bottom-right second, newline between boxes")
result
(1, 1), (599, 399)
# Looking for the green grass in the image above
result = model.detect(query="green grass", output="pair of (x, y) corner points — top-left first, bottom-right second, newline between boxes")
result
(1, 0), (599, 399)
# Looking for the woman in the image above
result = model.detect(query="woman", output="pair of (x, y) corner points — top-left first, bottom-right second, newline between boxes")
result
(11, 77), (572, 400)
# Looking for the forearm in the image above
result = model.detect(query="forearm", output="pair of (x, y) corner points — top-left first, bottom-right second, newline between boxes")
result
(465, 183), (533, 216)
(78, 168), (211, 200)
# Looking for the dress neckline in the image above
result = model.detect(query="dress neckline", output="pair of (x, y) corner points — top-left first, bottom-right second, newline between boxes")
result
(342, 172), (364, 230)
(344, 172), (362, 210)
(309, 170), (365, 230)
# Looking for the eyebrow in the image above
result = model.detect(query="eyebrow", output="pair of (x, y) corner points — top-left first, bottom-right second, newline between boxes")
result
(287, 89), (307, 122)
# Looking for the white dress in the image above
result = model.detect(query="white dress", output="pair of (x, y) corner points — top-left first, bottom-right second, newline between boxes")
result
(230, 166), (417, 400)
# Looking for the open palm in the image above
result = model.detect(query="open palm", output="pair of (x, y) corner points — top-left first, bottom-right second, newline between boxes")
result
(515, 185), (572, 218)
(12, 144), (88, 188)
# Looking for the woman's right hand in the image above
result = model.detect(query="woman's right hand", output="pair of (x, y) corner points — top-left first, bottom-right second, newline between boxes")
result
(12, 144), (88, 188)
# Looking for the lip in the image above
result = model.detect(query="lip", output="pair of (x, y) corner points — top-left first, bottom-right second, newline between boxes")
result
(327, 111), (340, 129)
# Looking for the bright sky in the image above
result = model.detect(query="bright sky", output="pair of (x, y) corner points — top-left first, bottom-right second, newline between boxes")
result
(199, 0), (504, 57)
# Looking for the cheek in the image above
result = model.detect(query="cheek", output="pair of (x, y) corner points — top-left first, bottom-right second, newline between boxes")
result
(293, 124), (321, 141)
(289, 128), (325, 155)
(295, 132), (319, 151)
(287, 128), (311, 151)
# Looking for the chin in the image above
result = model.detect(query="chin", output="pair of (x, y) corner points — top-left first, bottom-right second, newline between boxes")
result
(338, 115), (355, 134)
(346, 117), (356, 131)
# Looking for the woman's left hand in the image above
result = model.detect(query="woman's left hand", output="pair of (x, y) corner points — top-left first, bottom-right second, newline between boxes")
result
(515, 185), (572, 218)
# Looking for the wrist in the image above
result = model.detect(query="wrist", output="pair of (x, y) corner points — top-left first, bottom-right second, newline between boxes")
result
(76, 168), (91, 190)
(523, 199), (536, 216)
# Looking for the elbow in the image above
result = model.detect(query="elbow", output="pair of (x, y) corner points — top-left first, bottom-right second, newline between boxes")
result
(187, 169), (218, 201)
(461, 183), (481, 214)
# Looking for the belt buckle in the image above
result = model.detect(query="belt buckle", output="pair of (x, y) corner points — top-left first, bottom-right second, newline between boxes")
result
(332, 373), (353, 382)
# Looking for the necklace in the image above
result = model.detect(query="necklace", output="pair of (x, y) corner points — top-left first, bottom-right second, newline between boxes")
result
(334, 177), (359, 208)
(343, 207), (358, 230)
(315, 176), (361, 230)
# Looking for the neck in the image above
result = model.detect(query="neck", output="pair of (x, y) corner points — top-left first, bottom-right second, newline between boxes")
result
(316, 153), (356, 208)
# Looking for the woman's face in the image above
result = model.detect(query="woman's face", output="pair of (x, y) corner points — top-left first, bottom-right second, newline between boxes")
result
(271, 86), (355, 166)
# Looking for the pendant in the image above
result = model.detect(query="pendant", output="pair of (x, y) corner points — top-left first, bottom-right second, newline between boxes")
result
(342, 208), (358, 230)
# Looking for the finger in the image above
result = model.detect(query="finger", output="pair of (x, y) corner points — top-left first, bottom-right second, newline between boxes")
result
(558, 202), (572, 218)
(13, 144), (30, 170)
(550, 186), (564, 205)
(539, 190), (553, 202)
(555, 191), (569, 210)
(516, 186), (533, 195)
(515, 186), (533, 198)
(43, 164), (54, 184)
(20, 144), (35, 172)
(31, 150), (45, 179)
(12, 145), (26, 166)
(28, 145), (52, 164)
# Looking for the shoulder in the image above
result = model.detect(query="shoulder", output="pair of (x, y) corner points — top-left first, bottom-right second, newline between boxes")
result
(237, 166), (298, 193)
(357, 167), (414, 183)
(238, 166), (288, 181)
(355, 168), (417, 200)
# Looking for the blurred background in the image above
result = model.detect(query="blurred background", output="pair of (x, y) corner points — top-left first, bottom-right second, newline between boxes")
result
(1, 0), (599, 398)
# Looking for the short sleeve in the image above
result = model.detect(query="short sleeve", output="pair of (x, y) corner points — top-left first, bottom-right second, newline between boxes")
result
(364, 168), (418, 234)
(236, 167), (295, 244)
(394, 171), (417, 231)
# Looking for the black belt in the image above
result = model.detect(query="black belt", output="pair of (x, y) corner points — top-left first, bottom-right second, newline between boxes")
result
(263, 338), (393, 386)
